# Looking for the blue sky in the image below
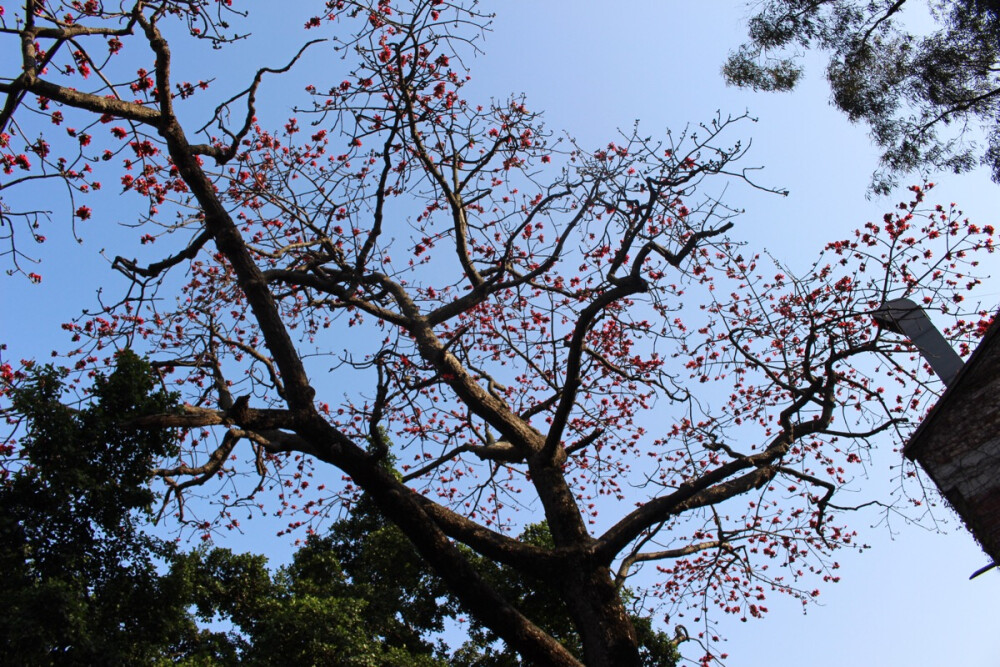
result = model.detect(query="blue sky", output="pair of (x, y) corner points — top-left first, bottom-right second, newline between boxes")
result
(3, 1), (999, 664)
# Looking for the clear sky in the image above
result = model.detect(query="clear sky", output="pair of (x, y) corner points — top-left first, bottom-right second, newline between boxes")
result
(3, 1), (999, 664)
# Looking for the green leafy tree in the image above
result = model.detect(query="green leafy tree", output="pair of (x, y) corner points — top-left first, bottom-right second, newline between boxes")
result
(172, 497), (452, 667)
(2, 358), (664, 666)
(0, 351), (226, 665)
(324, 494), (457, 660)
(172, 542), (446, 667)
(726, 0), (1000, 191)
(171, 493), (681, 666)
(1, 357), (452, 666)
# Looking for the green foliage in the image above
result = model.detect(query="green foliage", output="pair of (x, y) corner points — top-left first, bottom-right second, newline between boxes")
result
(0, 351), (214, 665)
(172, 545), (413, 666)
(1, 359), (677, 664)
(325, 495), (455, 657)
(173, 517), (451, 666)
(170, 499), (680, 666)
(725, 0), (1000, 192)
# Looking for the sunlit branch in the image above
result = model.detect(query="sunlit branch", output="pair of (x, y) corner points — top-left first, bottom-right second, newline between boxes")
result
(192, 39), (326, 164)
(616, 540), (735, 588)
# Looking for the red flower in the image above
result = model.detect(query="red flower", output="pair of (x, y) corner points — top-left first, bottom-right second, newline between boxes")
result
(75, 206), (92, 220)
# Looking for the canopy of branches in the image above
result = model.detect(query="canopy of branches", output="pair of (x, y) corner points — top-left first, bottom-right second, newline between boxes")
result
(0, 1), (995, 665)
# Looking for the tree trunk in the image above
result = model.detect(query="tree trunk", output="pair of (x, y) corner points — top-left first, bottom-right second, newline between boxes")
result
(560, 561), (641, 667)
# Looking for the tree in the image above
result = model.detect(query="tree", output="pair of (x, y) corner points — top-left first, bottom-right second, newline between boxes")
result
(182, 496), (680, 666)
(0, 1), (994, 664)
(0, 351), (227, 665)
(172, 536), (452, 667)
(450, 522), (680, 667)
(0, 356), (587, 665)
(725, 0), (1000, 193)
(0, 357), (666, 665)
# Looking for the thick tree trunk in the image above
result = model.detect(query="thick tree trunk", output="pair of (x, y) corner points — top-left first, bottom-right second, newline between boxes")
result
(525, 447), (641, 664)
(560, 561), (641, 667)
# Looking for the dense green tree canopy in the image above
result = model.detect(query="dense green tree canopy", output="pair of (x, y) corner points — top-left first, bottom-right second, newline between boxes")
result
(0, 352), (212, 665)
(1, 354), (679, 665)
(726, 0), (1000, 191)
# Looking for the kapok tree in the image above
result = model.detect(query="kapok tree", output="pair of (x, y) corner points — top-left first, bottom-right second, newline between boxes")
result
(0, 2), (994, 665)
